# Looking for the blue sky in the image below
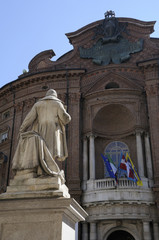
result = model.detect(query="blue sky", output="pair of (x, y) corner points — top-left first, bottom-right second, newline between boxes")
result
(1, 0), (159, 88)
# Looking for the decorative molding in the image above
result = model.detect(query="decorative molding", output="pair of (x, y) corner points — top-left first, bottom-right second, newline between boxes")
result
(28, 50), (55, 72)
(0, 70), (85, 98)
(145, 84), (159, 96)
(83, 200), (155, 209)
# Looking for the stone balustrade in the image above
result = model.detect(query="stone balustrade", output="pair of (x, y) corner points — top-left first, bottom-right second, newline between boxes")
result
(94, 178), (138, 190)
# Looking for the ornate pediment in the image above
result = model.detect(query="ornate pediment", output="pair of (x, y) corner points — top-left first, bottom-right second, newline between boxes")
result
(28, 50), (55, 72)
(84, 71), (143, 95)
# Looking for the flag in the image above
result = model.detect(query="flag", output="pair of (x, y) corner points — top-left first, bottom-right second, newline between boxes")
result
(126, 159), (137, 182)
(118, 152), (128, 178)
(119, 153), (127, 171)
(101, 154), (117, 181)
(126, 153), (143, 186)
(118, 152), (139, 183)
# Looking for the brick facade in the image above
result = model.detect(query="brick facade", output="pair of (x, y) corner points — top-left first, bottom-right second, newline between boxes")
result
(1, 15), (159, 239)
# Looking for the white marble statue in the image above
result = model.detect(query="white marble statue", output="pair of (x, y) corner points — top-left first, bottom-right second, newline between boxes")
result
(12, 89), (71, 177)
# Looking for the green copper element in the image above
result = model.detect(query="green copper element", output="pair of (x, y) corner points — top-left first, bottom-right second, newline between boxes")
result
(79, 38), (143, 65)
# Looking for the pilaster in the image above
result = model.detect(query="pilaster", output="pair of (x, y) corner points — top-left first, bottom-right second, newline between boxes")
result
(90, 222), (97, 240)
(82, 222), (88, 240)
(143, 221), (151, 240)
(135, 130), (145, 177)
(138, 59), (159, 190)
(88, 134), (96, 180)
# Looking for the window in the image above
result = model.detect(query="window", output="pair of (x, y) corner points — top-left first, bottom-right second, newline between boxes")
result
(104, 141), (129, 178)
(0, 132), (8, 143)
(105, 82), (119, 89)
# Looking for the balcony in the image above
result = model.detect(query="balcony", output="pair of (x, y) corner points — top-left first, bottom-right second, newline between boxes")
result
(96, 178), (138, 189)
(82, 178), (155, 206)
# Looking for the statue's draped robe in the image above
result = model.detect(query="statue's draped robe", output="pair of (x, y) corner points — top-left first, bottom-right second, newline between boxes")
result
(12, 97), (71, 174)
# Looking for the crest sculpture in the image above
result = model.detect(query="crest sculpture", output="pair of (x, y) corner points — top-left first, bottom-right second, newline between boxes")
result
(79, 10), (144, 65)
(93, 10), (128, 43)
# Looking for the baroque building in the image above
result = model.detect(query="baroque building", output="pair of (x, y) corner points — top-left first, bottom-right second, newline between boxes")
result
(0, 11), (159, 240)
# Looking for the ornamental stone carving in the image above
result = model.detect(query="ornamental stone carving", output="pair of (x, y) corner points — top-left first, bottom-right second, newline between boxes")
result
(145, 84), (159, 96)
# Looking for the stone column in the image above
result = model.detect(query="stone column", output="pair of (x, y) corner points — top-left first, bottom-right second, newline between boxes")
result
(82, 222), (88, 240)
(90, 222), (97, 240)
(144, 132), (153, 179)
(153, 222), (159, 240)
(82, 137), (88, 190)
(143, 221), (151, 240)
(136, 130), (145, 177)
(75, 223), (78, 240)
(89, 134), (95, 180)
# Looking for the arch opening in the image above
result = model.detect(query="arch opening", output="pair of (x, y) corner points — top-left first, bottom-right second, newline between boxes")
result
(104, 141), (129, 178)
(107, 230), (135, 240)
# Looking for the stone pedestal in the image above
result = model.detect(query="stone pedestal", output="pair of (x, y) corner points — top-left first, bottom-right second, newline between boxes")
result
(0, 170), (88, 240)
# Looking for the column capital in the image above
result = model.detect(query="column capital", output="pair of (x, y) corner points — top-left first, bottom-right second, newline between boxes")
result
(153, 221), (159, 224)
(142, 220), (151, 224)
(89, 221), (98, 224)
(144, 131), (150, 138)
(135, 129), (144, 135)
(86, 132), (97, 138)
(83, 135), (88, 140)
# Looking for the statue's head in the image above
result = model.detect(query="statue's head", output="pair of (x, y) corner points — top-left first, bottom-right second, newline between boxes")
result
(45, 89), (57, 98)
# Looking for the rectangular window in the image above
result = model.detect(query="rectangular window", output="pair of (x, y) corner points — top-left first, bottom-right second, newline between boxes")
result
(0, 132), (8, 143)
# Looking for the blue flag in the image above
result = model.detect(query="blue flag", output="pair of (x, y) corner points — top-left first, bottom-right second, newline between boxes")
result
(101, 154), (117, 181)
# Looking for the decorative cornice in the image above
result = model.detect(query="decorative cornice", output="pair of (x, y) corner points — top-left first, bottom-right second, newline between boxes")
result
(66, 18), (155, 41)
(137, 58), (159, 68)
(83, 200), (155, 208)
(0, 69), (86, 98)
